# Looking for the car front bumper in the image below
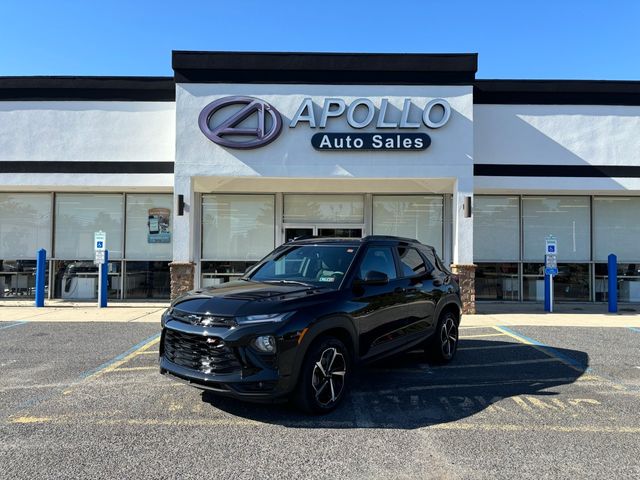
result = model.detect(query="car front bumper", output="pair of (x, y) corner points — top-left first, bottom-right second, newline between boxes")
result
(159, 319), (297, 402)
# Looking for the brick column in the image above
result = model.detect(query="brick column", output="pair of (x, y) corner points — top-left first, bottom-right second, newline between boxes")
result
(169, 262), (195, 299)
(451, 264), (476, 314)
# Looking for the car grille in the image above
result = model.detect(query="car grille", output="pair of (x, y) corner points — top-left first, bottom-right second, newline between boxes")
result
(170, 308), (237, 328)
(163, 329), (241, 375)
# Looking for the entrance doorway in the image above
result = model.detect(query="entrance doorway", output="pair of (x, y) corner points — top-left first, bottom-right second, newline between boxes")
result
(284, 226), (363, 243)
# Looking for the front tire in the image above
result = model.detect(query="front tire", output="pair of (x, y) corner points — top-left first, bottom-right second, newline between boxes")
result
(293, 336), (351, 414)
(427, 311), (459, 364)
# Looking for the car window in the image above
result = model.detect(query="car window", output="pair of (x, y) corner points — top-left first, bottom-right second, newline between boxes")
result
(358, 246), (397, 280)
(397, 247), (428, 277)
(250, 245), (358, 288)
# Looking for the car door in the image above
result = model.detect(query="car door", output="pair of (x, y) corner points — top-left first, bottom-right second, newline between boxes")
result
(349, 244), (411, 359)
(394, 246), (439, 336)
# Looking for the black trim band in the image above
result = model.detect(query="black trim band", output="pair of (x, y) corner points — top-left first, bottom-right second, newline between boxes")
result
(173, 51), (478, 85)
(0, 161), (174, 174)
(0, 77), (175, 101)
(474, 164), (640, 178)
(474, 80), (640, 106)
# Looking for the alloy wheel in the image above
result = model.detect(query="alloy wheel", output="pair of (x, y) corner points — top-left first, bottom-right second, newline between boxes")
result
(311, 347), (346, 407)
(440, 315), (458, 359)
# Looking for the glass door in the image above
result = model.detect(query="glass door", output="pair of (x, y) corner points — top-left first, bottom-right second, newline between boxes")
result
(284, 227), (314, 242)
(317, 228), (362, 238)
(284, 225), (363, 243)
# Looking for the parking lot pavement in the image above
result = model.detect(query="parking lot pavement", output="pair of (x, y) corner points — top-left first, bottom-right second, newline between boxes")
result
(1, 321), (639, 479)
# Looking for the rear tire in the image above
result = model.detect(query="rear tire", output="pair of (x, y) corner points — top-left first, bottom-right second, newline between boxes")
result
(293, 336), (351, 414)
(426, 311), (459, 364)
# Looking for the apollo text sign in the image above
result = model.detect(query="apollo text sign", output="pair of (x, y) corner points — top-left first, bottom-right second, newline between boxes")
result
(199, 96), (451, 151)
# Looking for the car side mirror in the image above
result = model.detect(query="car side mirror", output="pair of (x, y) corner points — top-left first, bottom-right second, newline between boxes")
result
(362, 270), (389, 285)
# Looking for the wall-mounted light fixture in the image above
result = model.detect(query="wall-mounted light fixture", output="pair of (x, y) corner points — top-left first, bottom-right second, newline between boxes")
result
(463, 196), (472, 218)
(177, 194), (185, 216)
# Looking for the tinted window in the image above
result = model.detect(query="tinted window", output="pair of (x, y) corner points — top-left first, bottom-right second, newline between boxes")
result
(359, 247), (397, 280)
(397, 247), (427, 277)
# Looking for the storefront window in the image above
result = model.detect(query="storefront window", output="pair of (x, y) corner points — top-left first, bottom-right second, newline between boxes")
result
(475, 263), (519, 301)
(202, 194), (275, 260)
(522, 196), (590, 262)
(283, 194), (364, 224)
(201, 261), (255, 287)
(372, 195), (443, 254)
(53, 260), (121, 300)
(474, 196), (519, 261)
(0, 260), (48, 298)
(55, 194), (123, 260)
(125, 194), (173, 260)
(0, 193), (51, 259)
(594, 263), (640, 302)
(523, 263), (590, 302)
(125, 261), (170, 299)
(593, 197), (640, 262)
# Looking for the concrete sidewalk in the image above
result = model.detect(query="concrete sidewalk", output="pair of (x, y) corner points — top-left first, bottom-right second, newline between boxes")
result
(1, 300), (640, 327)
(0, 300), (168, 323)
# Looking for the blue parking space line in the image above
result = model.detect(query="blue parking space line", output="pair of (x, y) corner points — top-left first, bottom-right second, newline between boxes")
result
(0, 321), (28, 330)
(628, 327), (640, 334)
(78, 332), (161, 379)
(496, 326), (589, 372)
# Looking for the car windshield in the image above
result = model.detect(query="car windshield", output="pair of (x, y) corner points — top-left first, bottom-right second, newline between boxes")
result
(249, 244), (359, 289)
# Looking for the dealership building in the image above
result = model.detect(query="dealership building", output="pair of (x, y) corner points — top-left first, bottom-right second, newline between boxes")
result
(1, 50), (640, 313)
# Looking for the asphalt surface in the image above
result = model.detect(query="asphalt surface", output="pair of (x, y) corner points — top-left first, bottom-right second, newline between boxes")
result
(0, 320), (639, 479)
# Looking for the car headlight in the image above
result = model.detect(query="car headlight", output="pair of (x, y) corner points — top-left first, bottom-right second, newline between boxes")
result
(235, 312), (293, 325)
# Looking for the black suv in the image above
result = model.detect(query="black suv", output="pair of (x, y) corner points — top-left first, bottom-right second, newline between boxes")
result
(160, 236), (461, 413)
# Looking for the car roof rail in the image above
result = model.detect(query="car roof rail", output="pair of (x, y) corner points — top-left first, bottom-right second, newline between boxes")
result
(362, 235), (420, 244)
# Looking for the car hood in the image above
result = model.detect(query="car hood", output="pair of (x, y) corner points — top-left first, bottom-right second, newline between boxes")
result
(171, 280), (331, 317)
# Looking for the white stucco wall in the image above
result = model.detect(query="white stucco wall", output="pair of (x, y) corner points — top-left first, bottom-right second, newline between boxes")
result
(474, 104), (640, 193)
(173, 83), (475, 264)
(0, 101), (175, 189)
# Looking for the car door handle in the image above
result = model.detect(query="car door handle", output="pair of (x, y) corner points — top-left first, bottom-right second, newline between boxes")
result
(394, 287), (406, 293)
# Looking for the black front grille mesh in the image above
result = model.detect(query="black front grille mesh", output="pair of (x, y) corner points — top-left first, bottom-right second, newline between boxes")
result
(164, 329), (241, 375)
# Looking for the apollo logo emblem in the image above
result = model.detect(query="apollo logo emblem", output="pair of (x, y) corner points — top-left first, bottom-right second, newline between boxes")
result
(198, 96), (283, 149)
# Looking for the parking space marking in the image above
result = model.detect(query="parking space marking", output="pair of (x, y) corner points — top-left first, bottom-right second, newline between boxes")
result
(458, 343), (527, 352)
(492, 325), (636, 392)
(0, 321), (28, 330)
(7, 414), (639, 434)
(137, 351), (159, 355)
(492, 326), (586, 372)
(81, 333), (160, 382)
(112, 366), (157, 372)
(459, 333), (507, 339)
(442, 358), (560, 369)
(354, 376), (605, 395)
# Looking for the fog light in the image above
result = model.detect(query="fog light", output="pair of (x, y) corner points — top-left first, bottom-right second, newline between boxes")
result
(253, 335), (277, 353)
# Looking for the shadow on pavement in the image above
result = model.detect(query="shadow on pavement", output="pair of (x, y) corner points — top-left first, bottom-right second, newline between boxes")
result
(201, 338), (589, 429)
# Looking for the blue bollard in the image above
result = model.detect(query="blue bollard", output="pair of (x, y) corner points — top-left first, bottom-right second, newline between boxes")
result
(544, 273), (551, 312)
(34, 248), (46, 307)
(99, 250), (109, 308)
(608, 253), (617, 313)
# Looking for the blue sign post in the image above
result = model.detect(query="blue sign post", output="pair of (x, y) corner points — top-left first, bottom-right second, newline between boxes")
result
(544, 236), (558, 313)
(608, 253), (617, 313)
(34, 248), (46, 308)
(99, 250), (108, 308)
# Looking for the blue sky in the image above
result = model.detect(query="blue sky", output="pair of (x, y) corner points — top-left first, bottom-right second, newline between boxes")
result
(1, 0), (638, 79)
